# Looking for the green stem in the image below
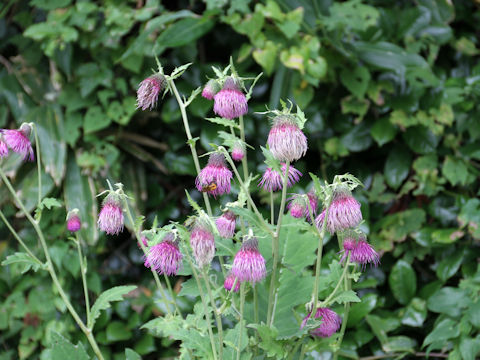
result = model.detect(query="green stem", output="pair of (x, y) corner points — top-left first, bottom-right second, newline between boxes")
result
(320, 256), (350, 307)
(32, 124), (42, 209)
(164, 273), (182, 315)
(0, 209), (41, 263)
(267, 161), (290, 325)
(185, 255), (218, 360)
(238, 115), (249, 189)
(334, 268), (352, 360)
(237, 283), (245, 360)
(270, 190), (274, 225)
(0, 169), (104, 360)
(203, 268), (223, 359)
(253, 284), (259, 355)
(169, 79), (212, 217)
(123, 203), (173, 316)
(76, 233), (91, 326)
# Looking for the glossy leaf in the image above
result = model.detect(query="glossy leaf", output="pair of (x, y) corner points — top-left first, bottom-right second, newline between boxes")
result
(389, 260), (417, 305)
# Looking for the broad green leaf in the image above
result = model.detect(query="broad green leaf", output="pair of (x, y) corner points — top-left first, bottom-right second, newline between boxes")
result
(89, 285), (137, 328)
(423, 318), (459, 347)
(466, 301), (480, 328)
(340, 66), (370, 99)
(348, 293), (378, 326)
(436, 249), (464, 281)
(458, 199), (480, 239)
(341, 121), (372, 152)
(331, 290), (361, 304)
(401, 298), (427, 327)
(156, 17), (215, 50)
(249, 324), (286, 357)
(178, 277), (200, 297)
(431, 228), (464, 244)
(322, 0), (380, 32)
(384, 146), (412, 189)
(460, 338), (480, 360)
(383, 336), (416, 353)
(30, 0), (72, 10)
(18, 168), (54, 212)
(1, 252), (46, 274)
(371, 118), (397, 147)
(125, 348), (141, 360)
(253, 41), (279, 75)
(223, 323), (248, 354)
(366, 314), (401, 344)
(442, 156), (469, 186)
(49, 331), (89, 360)
(427, 287), (470, 317)
(389, 260), (416, 305)
(106, 321), (132, 342)
(84, 106), (110, 134)
(403, 126), (439, 154)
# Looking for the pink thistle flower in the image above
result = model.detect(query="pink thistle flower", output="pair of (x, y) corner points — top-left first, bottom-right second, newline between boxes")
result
(339, 237), (357, 264)
(288, 196), (306, 218)
(213, 77), (248, 119)
(195, 153), (233, 197)
(2, 124), (34, 161)
(144, 234), (182, 276)
(351, 239), (380, 269)
(0, 137), (9, 158)
(97, 194), (124, 235)
(267, 115), (307, 163)
(136, 74), (165, 111)
(190, 222), (215, 268)
(231, 237), (266, 284)
(202, 79), (220, 100)
(67, 213), (81, 233)
(258, 163), (302, 192)
(301, 308), (342, 338)
(224, 273), (240, 292)
(231, 141), (245, 162)
(216, 210), (236, 238)
(315, 189), (362, 233)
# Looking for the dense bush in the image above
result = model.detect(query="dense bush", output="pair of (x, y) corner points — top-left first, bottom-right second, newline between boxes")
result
(1, 0), (480, 359)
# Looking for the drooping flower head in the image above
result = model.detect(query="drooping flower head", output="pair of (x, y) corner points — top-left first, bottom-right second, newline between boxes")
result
(1, 123), (34, 161)
(144, 233), (182, 276)
(224, 273), (240, 292)
(66, 209), (81, 233)
(267, 115), (307, 163)
(339, 236), (357, 264)
(97, 193), (124, 235)
(315, 187), (362, 234)
(216, 210), (236, 238)
(351, 239), (380, 269)
(0, 136), (9, 158)
(136, 74), (165, 111)
(231, 140), (246, 162)
(190, 220), (215, 268)
(301, 308), (342, 338)
(195, 153), (233, 197)
(202, 79), (221, 100)
(213, 77), (248, 119)
(258, 163), (302, 192)
(232, 237), (266, 284)
(287, 191), (318, 220)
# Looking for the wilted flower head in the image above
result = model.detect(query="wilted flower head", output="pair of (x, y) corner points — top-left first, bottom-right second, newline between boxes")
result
(216, 210), (236, 238)
(1, 123), (34, 161)
(0, 137), (9, 158)
(315, 187), (362, 234)
(190, 221), (215, 268)
(195, 153), (233, 197)
(136, 74), (165, 111)
(97, 193), (124, 235)
(258, 163), (302, 192)
(224, 273), (240, 292)
(202, 79), (220, 100)
(232, 237), (266, 284)
(66, 210), (81, 233)
(267, 115), (307, 163)
(144, 233), (182, 276)
(231, 141), (246, 162)
(301, 307), (342, 338)
(213, 77), (248, 119)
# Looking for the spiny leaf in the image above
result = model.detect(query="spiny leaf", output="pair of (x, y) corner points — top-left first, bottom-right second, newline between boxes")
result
(1, 252), (46, 274)
(205, 117), (239, 129)
(169, 63), (192, 79)
(88, 285), (137, 328)
(261, 146), (282, 172)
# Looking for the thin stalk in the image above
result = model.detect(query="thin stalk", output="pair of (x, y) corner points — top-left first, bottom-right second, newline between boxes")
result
(0, 169), (104, 360)
(320, 256), (350, 307)
(163, 273), (182, 315)
(253, 284), (259, 355)
(333, 268), (352, 360)
(32, 124), (42, 209)
(237, 283), (245, 360)
(238, 115), (249, 187)
(270, 190), (274, 225)
(185, 255), (218, 360)
(267, 161), (290, 325)
(203, 268), (223, 359)
(75, 233), (91, 326)
(0, 209), (41, 263)
(299, 344), (306, 360)
(123, 204), (173, 315)
(169, 79), (212, 216)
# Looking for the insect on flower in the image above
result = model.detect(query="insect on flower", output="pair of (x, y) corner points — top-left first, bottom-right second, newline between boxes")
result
(201, 182), (217, 193)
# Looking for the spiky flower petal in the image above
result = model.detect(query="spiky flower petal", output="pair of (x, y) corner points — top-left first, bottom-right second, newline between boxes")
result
(202, 79), (220, 100)
(0, 138), (9, 158)
(190, 223), (215, 268)
(2, 124), (34, 161)
(301, 308), (342, 338)
(267, 115), (307, 163)
(216, 210), (236, 238)
(136, 74), (165, 111)
(195, 153), (233, 197)
(97, 194), (124, 235)
(232, 238), (266, 284)
(224, 273), (240, 292)
(144, 234), (182, 276)
(258, 163), (302, 192)
(315, 189), (362, 233)
(351, 240), (380, 268)
(213, 77), (248, 119)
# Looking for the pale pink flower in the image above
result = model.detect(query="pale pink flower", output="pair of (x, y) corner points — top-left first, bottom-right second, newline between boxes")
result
(231, 141), (245, 162)
(144, 234), (182, 276)
(190, 223), (215, 268)
(315, 189), (362, 233)
(213, 77), (248, 119)
(2, 124), (34, 161)
(301, 307), (342, 338)
(224, 273), (240, 292)
(97, 194), (124, 235)
(267, 115), (307, 162)
(136, 74), (165, 111)
(258, 163), (302, 192)
(216, 210), (236, 238)
(195, 153), (232, 197)
(232, 238), (266, 284)
(202, 79), (220, 100)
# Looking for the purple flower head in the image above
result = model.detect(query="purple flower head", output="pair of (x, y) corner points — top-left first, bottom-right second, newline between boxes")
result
(190, 221), (215, 268)
(216, 210), (236, 238)
(232, 237), (266, 284)
(144, 233), (182, 276)
(231, 141), (245, 162)
(195, 153), (233, 197)
(97, 193), (124, 235)
(66, 210), (81, 233)
(258, 163), (302, 192)
(267, 115), (307, 163)
(301, 308), (342, 338)
(202, 79), (220, 100)
(224, 273), (240, 292)
(0, 137), (9, 158)
(2, 124), (34, 161)
(339, 237), (357, 264)
(213, 77), (248, 119)
(287, 196), (306, 219)
(136, 74), (165, 111)
(315, 188), (362, 234)
(351, 239), (380, 269)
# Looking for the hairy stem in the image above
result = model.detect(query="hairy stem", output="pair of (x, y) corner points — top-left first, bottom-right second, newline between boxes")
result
(334, 266), (352, 360)
(270, 190), (274, 225)
(32, 124), (42, 209)
(203, 268), (223, 359)
(320, 255), (350, 307)
(238, 115), (249, 192)
(164, 273), (182, 315)
(237, 283), (245, 360)
(76, 233), (91, 326)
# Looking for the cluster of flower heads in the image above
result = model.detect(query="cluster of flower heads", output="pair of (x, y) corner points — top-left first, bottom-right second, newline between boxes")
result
(0, 123), (35, 162)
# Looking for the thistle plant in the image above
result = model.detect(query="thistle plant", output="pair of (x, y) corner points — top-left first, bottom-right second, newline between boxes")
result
(0, 60), (380, 360)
